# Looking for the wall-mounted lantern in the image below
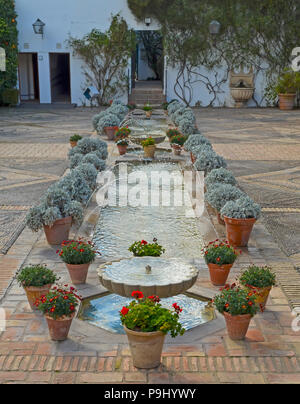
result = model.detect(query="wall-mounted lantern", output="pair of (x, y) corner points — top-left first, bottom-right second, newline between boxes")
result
(209, 20), (221, 36)
(32, 19), (45, 37)
(144, 17), (152, 27)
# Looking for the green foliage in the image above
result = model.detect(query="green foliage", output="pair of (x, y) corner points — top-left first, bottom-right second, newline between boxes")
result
(115, 127), (131, 141)
(142, 137), (156, 147)
(143, 104), (153, 111)
(120, 293), (185, 337)
(0, 0), (18, 101)
(166, 128), (181, 139)
(213, 284), (258, 316)
(17, 265), (57, 288)
(70, 134), (82, 142)
(36, 285), (81, 320)
(170, 133), (187, 146)
(239, 265), (276, 289)
(68, 14), (136, 105)
(202, 239), (239, 265)
(57, 239), (97, 265)
(221, 196), (261, 219)
(129, 239), (165, 257)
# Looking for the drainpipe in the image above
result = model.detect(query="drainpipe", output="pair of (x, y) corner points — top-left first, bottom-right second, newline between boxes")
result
(163, 55), (168, 99)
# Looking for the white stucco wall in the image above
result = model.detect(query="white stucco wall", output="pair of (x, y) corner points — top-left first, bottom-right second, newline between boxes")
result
(15, 0), (160, 105)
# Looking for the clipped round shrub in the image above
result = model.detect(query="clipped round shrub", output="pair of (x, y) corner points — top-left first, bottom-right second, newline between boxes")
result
(220, 196), (261, 219)
(97, 113), (121, 134)
(205, 184), (245, 212)
(184, 134), (211, 152)
(56, 173), (92, 205)
(178, 118), (197, 136)
(73, 163), (98, 189)
(108, 104), (129, 119)
(81, 153), (106, 171)
(171, 106), (187, 125)
(69, 138), (108, 160)
(191, 144), (213, 157)
(69, 153), (83, 169)
(167, 100), (183, 115)
(92, 111), (108, 130)
(63, 200), (84, 224)
(194, 150), (227, 175)
(205, 168), (237, 189)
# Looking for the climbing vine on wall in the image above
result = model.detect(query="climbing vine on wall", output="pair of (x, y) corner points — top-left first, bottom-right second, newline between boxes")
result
(0, 0), (18, 99)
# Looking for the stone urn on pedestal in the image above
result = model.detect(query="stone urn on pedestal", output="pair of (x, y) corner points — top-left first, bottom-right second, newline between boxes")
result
(230, 67), (255, 108)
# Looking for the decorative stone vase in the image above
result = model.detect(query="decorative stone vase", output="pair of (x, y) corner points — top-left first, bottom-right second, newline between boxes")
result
(145, 111), (152, 119)
(230, 87), (254, 108)
(70, 140), (78, 148)
(65, 263), (90, 285)
(104, 126), (117, 140)
(278, 94), (296, 110)
(45, 313), (75, 341)
(245, 285), (272, 312)
(223, 312), (252, 340)
(124, 326), (165, 369)
(207, 263), (233, 286)
(143, 145), (156, 158)
(171, 144), (182, 156)
(117, 144), (128, 156)
(223, 216), (256, 247)
(24, 284), (53, 311)
(43, 216), (72, 245)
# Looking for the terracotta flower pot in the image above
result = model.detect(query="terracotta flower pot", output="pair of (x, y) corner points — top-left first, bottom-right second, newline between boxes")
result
(246, 285), (272, 312)
(124, 326), (165, 369)
(143, 145), (156, 158)
(223, 312), (252, 340)
(207, 263), (233, 286)
(172, 144), (182, 156)
(43, 216), (72, 245)
(65, 263), (90, 285)
(104, 126), (117, 140)
(217, 212), (225, 225)
(223, 216), (256, 247)
(70, 141), (78, 148)
(190, 152), (196, 164)
(45, 313), (75, 341)
(117, 144), (128, 156)
(145, 111), (152, 119)
(24, 284), (53, 310)
(278, 93), (296, 110)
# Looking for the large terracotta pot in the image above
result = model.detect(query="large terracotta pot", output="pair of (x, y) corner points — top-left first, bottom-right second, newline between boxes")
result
(143, 145), (156, 158)
(207, 263), (233, 286)
(145, 111), (152, 119)
(65, 263), (90, 285)
(278, 93), (296, 110)
(43, 216), (72, 245)
(117, 144), (128, 156)
(223, 216), (256, 247)
(70, 140), (78, 148)
(104, 126), (117, 140)
(245, 285), (272, 312)
(124, 326), (165, 369)
(223, 312), (252, 340)
(24, 284), (53, 310)
(45, 313), (75, 341)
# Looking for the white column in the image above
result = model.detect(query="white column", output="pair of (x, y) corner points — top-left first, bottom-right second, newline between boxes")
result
(37, 52), (51, 103)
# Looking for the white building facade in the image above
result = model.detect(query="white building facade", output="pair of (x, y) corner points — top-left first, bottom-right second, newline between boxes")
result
(15, 0), (267, 107)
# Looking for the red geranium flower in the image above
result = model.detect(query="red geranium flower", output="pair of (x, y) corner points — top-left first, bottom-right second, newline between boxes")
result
(140, 240), (148, 245)
(132, 291), (144, 299)
(120, 307), (129, 316)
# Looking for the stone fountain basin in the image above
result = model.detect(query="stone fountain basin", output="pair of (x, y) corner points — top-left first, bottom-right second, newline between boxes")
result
(98, 257), (199, 298)
(130, 133), (166, 145)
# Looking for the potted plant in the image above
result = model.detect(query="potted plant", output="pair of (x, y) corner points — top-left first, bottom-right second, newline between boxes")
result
(274, 70), (300, 110)
(69, 134), (82, 148)
(166, 128), (181, 142)
(194, 149), (227, 176)
(56, 239), (97, 284)
(202, 240), (240, 286)
(239, 265), (276, 311)
(143, 104), (153, 118)
(120, 292), (185, 368)
(141, 137), (156, 158)
(205, 168), (237, 190)
(184, 134), (211, 163)
(129, 238), (165, 257)
(35, 285), (81, 341)
(213, 284), (258, 340)
(26, 188), (84, 245)
(221, 196), (261, 247)
(170, 134), (187, 155)
(205, 184), (245, 225)
(96, 112), (121, 139)
(17, 265), (57, 310)
(115, 127), (131, 142)
(116, 138), (129, 155)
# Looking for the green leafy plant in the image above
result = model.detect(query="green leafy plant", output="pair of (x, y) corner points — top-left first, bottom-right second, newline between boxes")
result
(162, 102), (169, 110)
(166, 128), (181, 139)
(17, 265), (57, 288)
(56, 239), (97, 265)
(141, 137), (155, 147)
(143, 104), (153, 112)
(239, 265), (276, 289)
(170, 134), (187, 146)
(35, 285), (81, 320)
(221, 196), (261, 219)
(275, 70), (300, 95)
(70, 134), (82, 142)
(120, 291), (185, 337)
(202, 239), (240, 265)
(205, 184), (245, 212)
(116, 138), (129, 146)
(115, 127), (131, 141)
(129, 239), (165, 257)
(213, 284), (258, 316)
